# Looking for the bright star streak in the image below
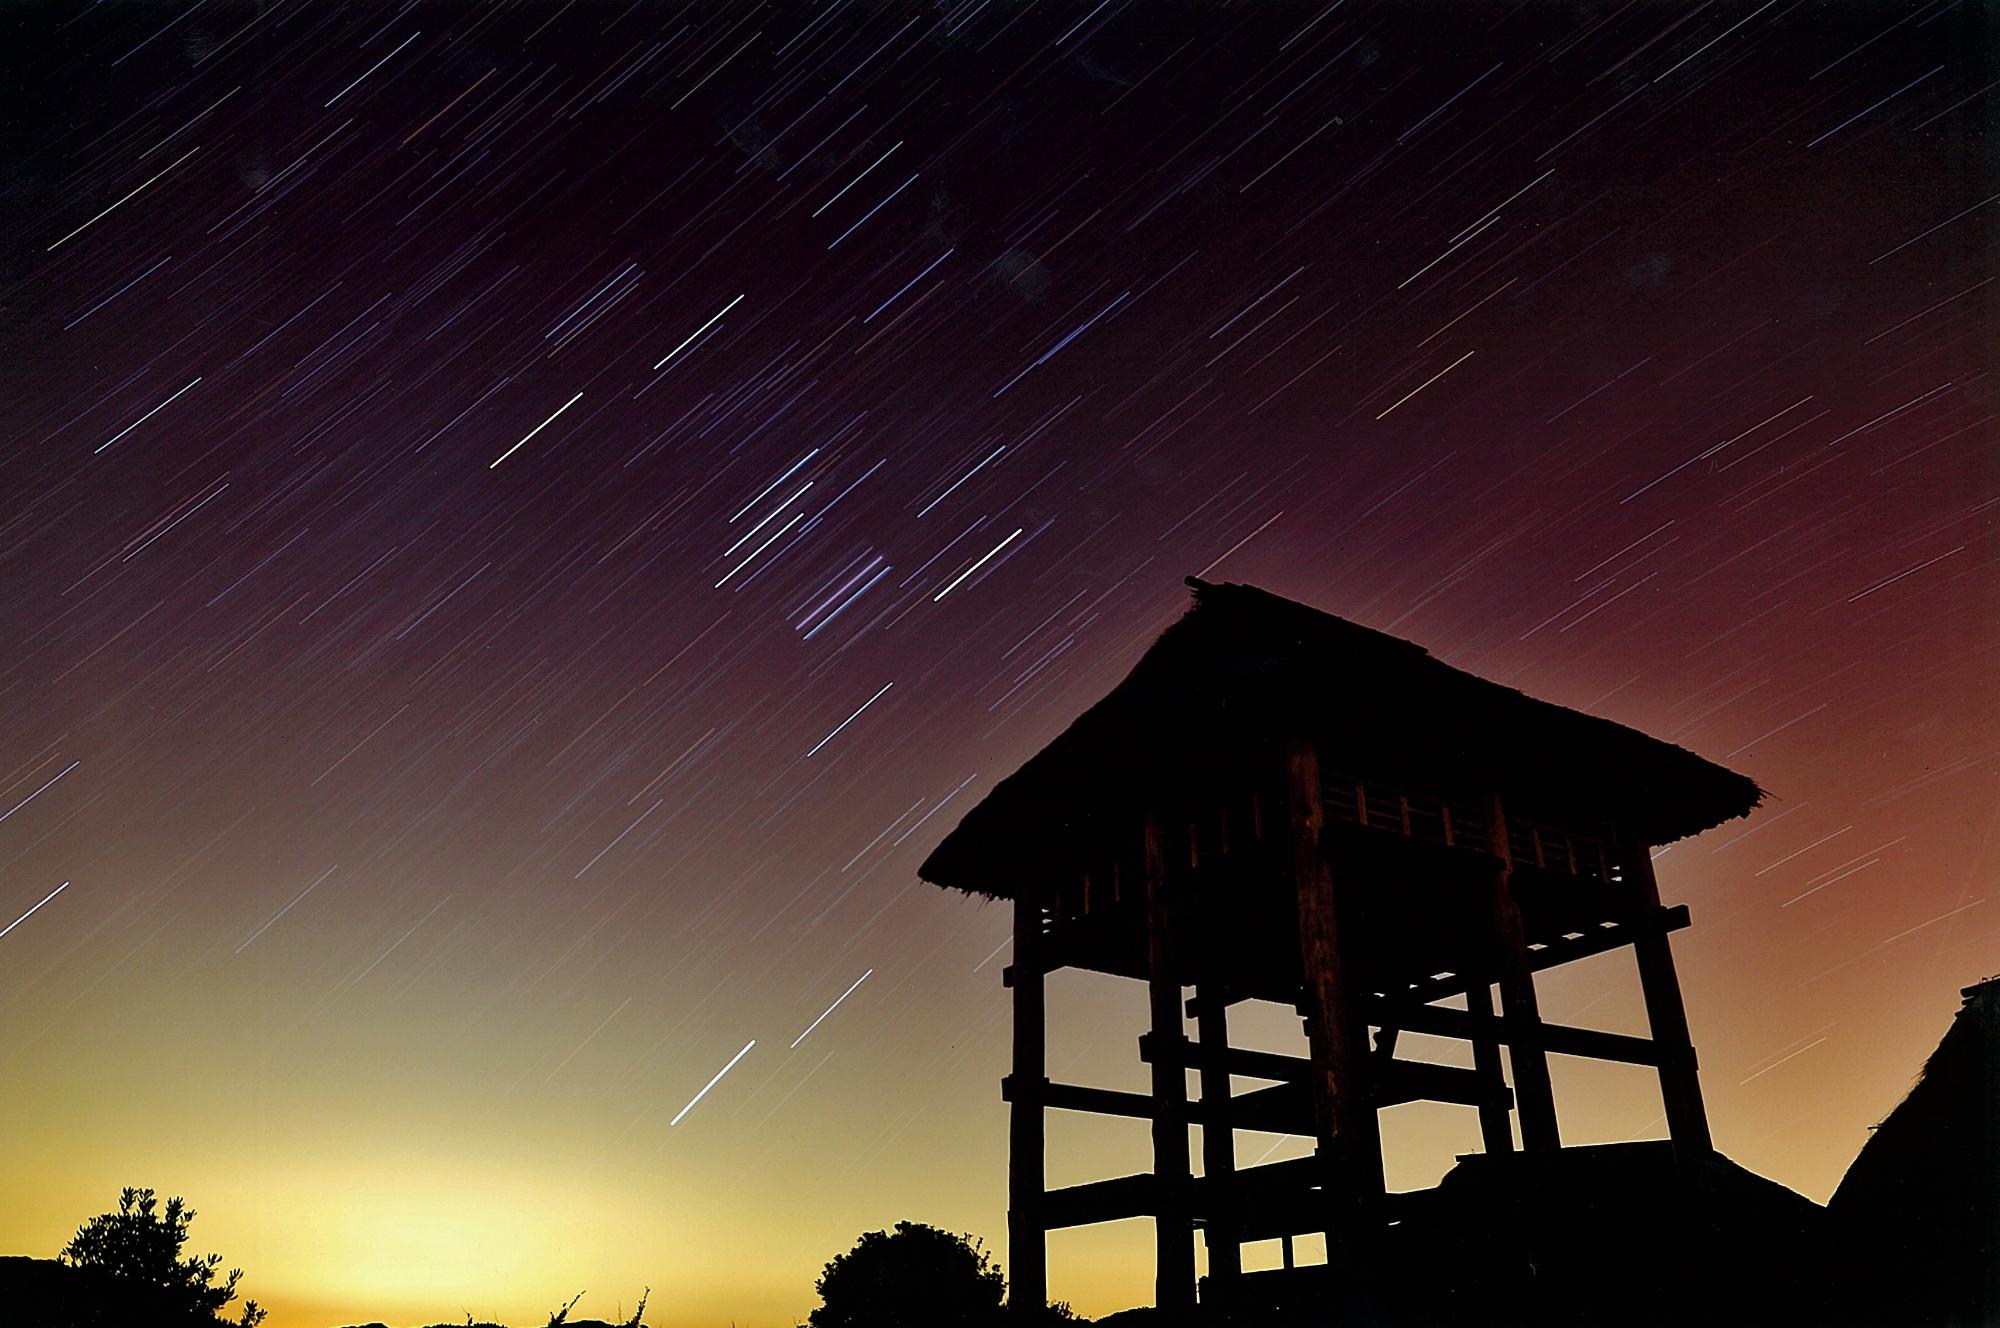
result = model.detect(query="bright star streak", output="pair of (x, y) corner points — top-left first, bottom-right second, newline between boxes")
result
(1, 881), (70, 940)
(97, 378), (203, 454)
(670, 1039), (756, 1125)
(654, 294), (744, 369)
(1375, 350), (1475, 420)
(490, 391), (583, 468)
(790, 969), (873, 1048)
(806, 682), (893, 757)
(0, 759), (80, 822)
(326, 30), (423, 108)
(48, 147), (199, 250)
(933, 529), (1021, 601)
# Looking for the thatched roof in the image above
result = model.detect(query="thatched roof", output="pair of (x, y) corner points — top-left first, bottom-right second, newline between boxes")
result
(1829, 976), (1999, 1324)
(920, 578), (1762, 900)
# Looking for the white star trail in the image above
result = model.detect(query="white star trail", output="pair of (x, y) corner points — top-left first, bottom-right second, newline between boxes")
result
(790, 969), (872, 1048)
(670, 1039), (756, 1125)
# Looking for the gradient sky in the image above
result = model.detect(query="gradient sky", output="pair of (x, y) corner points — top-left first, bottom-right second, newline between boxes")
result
(1, 2), (1994, 1325)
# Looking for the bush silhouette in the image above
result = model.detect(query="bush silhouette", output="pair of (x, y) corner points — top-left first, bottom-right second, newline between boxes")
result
(807, 1221), (1006, 1327)
(60, 1186), (265, 1326)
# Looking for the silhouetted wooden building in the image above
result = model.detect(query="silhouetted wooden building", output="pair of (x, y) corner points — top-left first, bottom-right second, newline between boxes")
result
(918, 578), (1763, 1316)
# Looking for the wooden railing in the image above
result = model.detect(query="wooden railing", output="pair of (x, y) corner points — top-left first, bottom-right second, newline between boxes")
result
(1322, 773), (1618, 882)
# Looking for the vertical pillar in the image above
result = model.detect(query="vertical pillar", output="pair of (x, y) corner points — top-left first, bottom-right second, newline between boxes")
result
(1008, 893), (1047, 1315)
(1144, 816), (1196, 1314)
(1621, 842), (1713, 1157)
(1486, 793), (1560, 1152)
(1195, 987), (1240, 1302)
(1285, 740), (1380, 1257)
(1465, 981), (1516, 1154)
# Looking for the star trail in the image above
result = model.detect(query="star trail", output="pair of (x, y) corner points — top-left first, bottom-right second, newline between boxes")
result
(0, 3), (1993, 1326)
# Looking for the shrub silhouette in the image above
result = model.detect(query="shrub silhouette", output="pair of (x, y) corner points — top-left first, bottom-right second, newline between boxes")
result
(60, 1186), (265, 1326)
(807, 1221), (1005, 1327)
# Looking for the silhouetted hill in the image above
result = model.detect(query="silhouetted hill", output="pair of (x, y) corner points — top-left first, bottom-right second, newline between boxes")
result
(330, 1320), (631, 1328)
(1829, 976), (1999, 1327)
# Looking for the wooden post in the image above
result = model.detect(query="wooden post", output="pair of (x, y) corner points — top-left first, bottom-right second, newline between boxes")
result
(1285, 740), (1379, 1258)
(1009, 893), (1047, 1315)
(1465, 980), (1516, 1154)
(1144, 815), (1196, 1315)
(1621, 841), (1713, 1157)
(1195, 984), (1240, 1302)
(1486, 792), (1560, 1152)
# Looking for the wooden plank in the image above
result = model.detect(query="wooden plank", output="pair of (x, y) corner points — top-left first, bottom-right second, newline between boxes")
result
(1486, 792), (1560, 1152)
(1191, 1058), (1500, 1113)
(1196, 1159), (1418, 1242)
(1465, 981), (1515, 1154)
(1366, 997), (1667, 1066)
(1287, 739), (1384, 1247)
(1226, 1081), (1314, 1134)
(1621, 840), (1713, 1157)
(1009, 896), (1047, 1314)
(1044, 1173), (1158, 1230)
(1196, 986), (1241, 1297)
(1140, 1032), (1308, 1084)
(1385, 905), (1691, 1008)
(1001, 915), (1146, 988)
(1004, 1075), (1150, 1120)
(1001, 1073), (1315, 1135)
(1376, 1059), (1509, 1109)
(1148, 1001), (1664, 1079)
(1144, 815), (1196, 1313)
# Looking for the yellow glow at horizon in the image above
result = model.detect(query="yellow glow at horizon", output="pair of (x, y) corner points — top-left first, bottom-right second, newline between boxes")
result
(1, 842), (1977, 1328)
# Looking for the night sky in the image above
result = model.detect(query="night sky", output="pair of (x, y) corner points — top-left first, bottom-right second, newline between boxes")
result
(1, 2), (1994, 1325)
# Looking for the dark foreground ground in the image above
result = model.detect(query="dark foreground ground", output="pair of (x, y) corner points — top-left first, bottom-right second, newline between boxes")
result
(0, 1142), (1978, 1328)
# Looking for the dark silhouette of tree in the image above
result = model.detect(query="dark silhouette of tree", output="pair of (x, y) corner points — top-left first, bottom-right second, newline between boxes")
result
(807, 1222), (1005, 1328)
(60, 1187), (266, 1327)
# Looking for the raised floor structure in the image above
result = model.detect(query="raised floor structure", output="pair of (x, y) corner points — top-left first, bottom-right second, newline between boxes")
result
(918, 578), (1763, 1316)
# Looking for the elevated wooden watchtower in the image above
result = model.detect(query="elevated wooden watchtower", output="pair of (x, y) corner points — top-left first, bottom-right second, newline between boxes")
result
(918, 578), (1762, 1316)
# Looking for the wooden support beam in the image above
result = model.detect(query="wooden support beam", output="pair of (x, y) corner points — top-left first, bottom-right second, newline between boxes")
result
(1385, 905), (1692, 1008)
(1140, 1032), (1308, 1084)
(1286, 739), (1383, 1255)
(1365, 997), (1669, 1066)
(1144, 815), (1196, 1314)
(1466, 981), (1515, 1155)
(1044, 1173), (1158, 1230)
(1195, 985), (1241, 1299)
(1008, 896), (1047, 1315)
(1041, 1155), (1432, 1238)
(1486, 793), (1560, 1152)
(1212, 1059), (1502, 1112)
(1201, 1158), (1418, 1243)
(1002, 1072), (1313, 1135)
(1001, 916), (1144, 988)
(1377, 1059), (1510, 1109)
(1225, 1080), (1313, 1133)
(1004, 1075), (1148, 1120)
(1621, 842), (1714, 1158)
(1147, 1002), (1663, 1083)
